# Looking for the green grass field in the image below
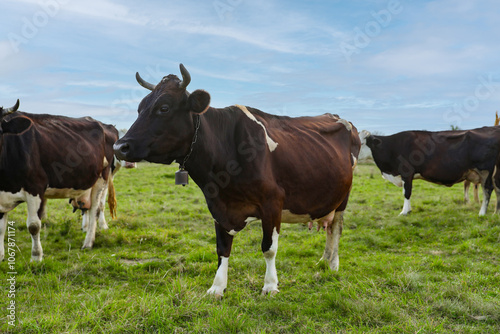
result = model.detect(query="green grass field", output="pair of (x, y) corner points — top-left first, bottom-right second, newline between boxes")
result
(1, 163), (499, 333)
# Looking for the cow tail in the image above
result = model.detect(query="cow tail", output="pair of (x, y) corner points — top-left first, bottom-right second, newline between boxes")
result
(108, 177), (117, 219)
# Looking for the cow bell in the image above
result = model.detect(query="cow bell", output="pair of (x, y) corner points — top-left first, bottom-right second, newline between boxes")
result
(175, 169), (189, 186)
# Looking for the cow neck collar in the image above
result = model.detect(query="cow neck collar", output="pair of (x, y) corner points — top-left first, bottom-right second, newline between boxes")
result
(179, 114), (201, 170)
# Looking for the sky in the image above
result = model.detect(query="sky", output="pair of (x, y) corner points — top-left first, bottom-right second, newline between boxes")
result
(1, 0), (500, 135)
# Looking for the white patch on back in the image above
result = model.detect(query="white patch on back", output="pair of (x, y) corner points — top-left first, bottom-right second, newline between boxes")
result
(382, 173), (403, 187)
(235, 104), (278, 152)
(336, 118), (352, 131)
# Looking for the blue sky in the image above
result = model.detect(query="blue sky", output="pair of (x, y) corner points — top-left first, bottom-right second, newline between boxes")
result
(1, 0), (500, 134)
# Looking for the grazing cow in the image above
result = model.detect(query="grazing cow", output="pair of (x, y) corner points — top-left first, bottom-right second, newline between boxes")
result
(114, 64), (360, 296)
(0, 100), (118, 262)
(358, 128), (500, 216)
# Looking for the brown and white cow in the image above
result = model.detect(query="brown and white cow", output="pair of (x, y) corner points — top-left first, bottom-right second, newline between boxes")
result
(358, 128), (500, 216)
(0, 100), (118, 261)
(70, 153), (121, 232)
(114, 64), (360, 296)
(69, 123), (123, 230)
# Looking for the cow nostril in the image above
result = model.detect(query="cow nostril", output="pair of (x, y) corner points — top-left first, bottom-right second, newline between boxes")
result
(114, 142), (130, 156)
(119, 143), (130, 154)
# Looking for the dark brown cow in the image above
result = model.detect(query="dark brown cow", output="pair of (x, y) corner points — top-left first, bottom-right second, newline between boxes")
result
(114, 64), (360, 296)
(0, 100), (118, 261)
(462, 113), (500, 204)
(358, 128), (500, 216)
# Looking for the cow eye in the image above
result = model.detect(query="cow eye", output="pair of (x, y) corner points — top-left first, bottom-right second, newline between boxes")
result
(160, 105), (170, 113)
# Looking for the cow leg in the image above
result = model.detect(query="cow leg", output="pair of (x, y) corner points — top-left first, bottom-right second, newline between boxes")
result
(0, 213), (7, 261)
(479, 187), (492, 216)
(82, 178), (107, 249)
(97, 185), (109, 230)
(322, 210), (343, 271)
(400, 179), (413, 215)
(207, 220), (234, 297)
(479, 173), (494, 216)
(26, 194), (43, 261)
(495, 188), (500, 214)
(464, 181), (470, 204)
(40, 198), (47, 220)
(261, 209), (282, 295)
(81, 209), (89, 231)
(493, 167), (500, 214)
(474, 184), (480, 203)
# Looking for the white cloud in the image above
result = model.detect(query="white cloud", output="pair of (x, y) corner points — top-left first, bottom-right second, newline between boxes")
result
(0, 41), (16, 62)
(367, 45), (470, 77)
(66, 80), (137, 90)
(7, 0), (145, 25)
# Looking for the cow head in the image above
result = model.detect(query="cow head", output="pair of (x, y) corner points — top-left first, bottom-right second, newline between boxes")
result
(357, 130), (374, 162)
(0, 99), (32, 137)
(0, 99), (20, 119)
(114, 64), (210, 164)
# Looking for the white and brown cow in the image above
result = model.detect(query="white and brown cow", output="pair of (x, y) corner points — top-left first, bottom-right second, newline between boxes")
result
(0, 100), (118, 261)
(114, 64), (360, 296)
(70, 145), (122, 232)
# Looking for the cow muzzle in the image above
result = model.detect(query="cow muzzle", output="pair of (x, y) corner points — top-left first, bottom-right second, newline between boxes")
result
(113, 141), (132, 161)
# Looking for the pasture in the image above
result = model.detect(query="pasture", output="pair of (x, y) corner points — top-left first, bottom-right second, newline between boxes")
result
(1, 163), (499, 333)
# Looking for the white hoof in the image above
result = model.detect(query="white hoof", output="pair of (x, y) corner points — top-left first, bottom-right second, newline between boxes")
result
(262, 284), (279, 296)
(81, 241), (94, 250)
(30, 254), (43, 262)
(207, 285), (225, 299)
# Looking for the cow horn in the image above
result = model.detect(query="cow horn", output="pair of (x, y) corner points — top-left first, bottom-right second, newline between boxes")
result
(136, 72), (156, 91)
(179, 63), (191, 90)
(1, 99), (20, 117)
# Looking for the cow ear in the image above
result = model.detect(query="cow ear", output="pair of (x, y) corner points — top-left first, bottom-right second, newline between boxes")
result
(188, 89), (210, 114)
(1, 116), (33, 135)
(373, 137), (382, 147)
